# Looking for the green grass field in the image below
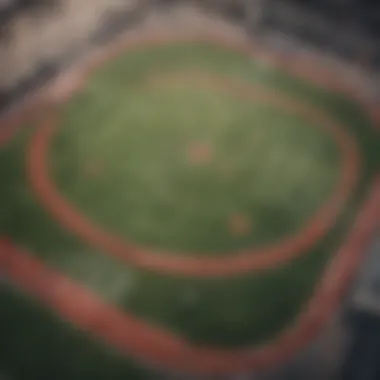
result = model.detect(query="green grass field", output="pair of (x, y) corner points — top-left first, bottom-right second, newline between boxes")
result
(51, 76), (340, 252)
(1, 41), (379, 378)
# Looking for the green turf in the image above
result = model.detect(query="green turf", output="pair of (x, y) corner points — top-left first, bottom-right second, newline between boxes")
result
(51, 81), (340, 253)
(1, 42), (379, 373)
(0, 286), (158, 380)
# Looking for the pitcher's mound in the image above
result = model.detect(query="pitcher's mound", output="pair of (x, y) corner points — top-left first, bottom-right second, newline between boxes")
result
(187, 143), (214, 165)
(228, 213), (252, 236)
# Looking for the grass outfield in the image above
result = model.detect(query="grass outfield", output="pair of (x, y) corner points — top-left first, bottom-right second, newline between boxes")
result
(51, 82), (340, 253)
(1, 41), (379, 377)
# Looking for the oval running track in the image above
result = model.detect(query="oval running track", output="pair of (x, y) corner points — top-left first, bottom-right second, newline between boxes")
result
(27, 72), (360, 276)
(1, 32), (379, 375)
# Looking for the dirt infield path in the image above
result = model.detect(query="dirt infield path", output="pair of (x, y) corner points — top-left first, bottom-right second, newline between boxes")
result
(27, 72), (359, 277)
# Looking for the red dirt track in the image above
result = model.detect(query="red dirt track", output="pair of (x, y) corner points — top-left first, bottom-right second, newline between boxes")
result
(1, 33), (380, 375)
(1, 180), (380, 374)
(27, 73), (359, 276)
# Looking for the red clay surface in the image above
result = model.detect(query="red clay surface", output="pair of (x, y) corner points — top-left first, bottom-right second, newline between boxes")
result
(228, 213), (252, 237)
(0, 107), (35, 146)
(27, 73), (360, 277)
(1, 33), (379, 375)
(187, 142), (214, 165)
(1, 179), (380, 374)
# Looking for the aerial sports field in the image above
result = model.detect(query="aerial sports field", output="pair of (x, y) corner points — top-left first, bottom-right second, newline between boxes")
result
(1, 33), (380, 379)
